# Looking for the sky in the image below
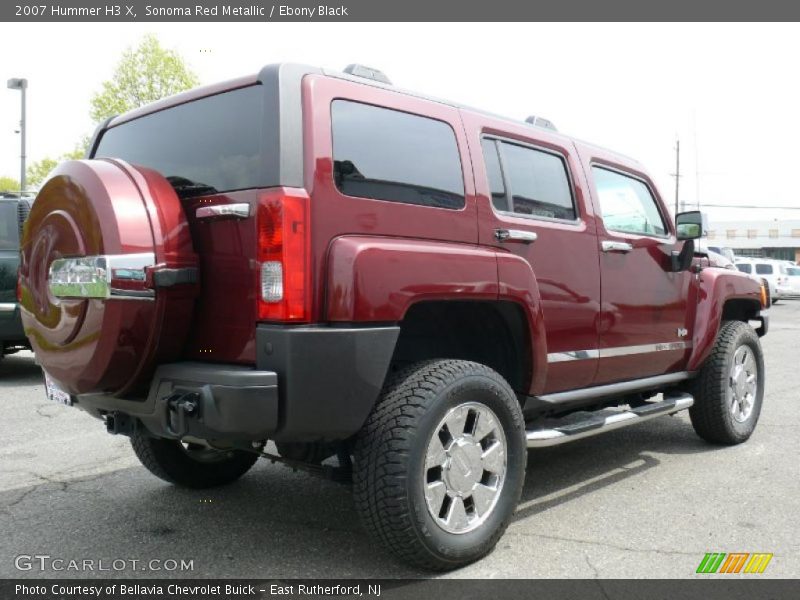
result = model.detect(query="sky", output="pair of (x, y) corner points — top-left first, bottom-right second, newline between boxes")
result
(1, 22), (799, 223)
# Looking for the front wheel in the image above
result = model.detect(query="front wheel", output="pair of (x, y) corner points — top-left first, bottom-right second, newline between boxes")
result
(688, 320), (765, 445)
(352, 360), (526, 570)
(131, 430), (259, 488)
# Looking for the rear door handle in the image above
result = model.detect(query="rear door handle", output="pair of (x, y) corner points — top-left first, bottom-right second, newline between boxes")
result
(196, 203), (251, 220)
(495, 229), (538, 244)
(601, 240), (633, 253)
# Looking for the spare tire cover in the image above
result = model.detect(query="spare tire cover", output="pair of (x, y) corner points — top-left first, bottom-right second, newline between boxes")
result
(19, 159), (198, 396)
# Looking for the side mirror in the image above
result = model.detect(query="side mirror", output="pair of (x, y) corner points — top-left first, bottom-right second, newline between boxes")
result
(675, 210), (707, 240)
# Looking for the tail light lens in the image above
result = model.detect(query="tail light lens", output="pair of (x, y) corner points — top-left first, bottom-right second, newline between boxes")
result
(256, 188), (311, 322)
(760, 283), (768, 308)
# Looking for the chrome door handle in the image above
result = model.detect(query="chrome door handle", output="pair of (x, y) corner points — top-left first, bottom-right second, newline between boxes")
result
(601, 240), (633, 253)
(495, 229), (538, 244)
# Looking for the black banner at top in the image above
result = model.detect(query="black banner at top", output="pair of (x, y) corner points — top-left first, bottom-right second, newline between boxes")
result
(3, 0), (800, 22)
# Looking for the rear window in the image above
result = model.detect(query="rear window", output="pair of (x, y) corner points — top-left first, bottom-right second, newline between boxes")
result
(0, 203), (19, 250)
(332, 100), (465, 209)
(755, 264), (773, 275)
(94, 86), (265, 198)
(736, 263), (752, 274)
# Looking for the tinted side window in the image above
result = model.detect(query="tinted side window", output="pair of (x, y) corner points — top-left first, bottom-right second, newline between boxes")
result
(481, 138), (508, 212)
(332, 100), (464, 209)
(498, 141), (575, 220)
(95, 86), (265, 197)
(736, 264), (753, 274)
(592, 167), (667, 236)
(755, 264), (773, 275)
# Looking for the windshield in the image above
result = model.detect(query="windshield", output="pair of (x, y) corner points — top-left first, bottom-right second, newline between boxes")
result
(787, 267), (800, 276)
(0, 203), (19, 250)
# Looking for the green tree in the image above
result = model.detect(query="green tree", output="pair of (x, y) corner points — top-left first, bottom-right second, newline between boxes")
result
(89, 34), (199, 123)
(26, 147), (84, 189)
(0, 176), (20, 192)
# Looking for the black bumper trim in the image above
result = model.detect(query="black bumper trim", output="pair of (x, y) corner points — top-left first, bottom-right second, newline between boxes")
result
(755, 312), (769, 337)
(75, 325), (399, 443)
(256, 324), (400, 441)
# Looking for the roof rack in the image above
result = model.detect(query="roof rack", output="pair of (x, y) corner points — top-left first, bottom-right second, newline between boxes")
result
(525, 115), (557, 132)
(343, 64), (392, 85)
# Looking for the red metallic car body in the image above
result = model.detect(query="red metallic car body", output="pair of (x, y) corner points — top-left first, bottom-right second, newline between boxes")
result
(21, 64), (766, 425)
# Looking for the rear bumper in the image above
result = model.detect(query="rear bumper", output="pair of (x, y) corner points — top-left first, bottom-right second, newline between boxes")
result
(75, 324), (399, 442)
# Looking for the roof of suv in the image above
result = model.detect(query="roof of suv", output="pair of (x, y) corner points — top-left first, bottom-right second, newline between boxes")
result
(104, 62), (641, 169)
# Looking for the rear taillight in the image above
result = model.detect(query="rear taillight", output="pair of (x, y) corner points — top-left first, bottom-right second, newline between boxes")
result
(256, 188), (311, 322)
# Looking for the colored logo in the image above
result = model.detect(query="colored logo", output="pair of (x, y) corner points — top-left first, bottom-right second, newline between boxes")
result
(696, 552), (773, 574)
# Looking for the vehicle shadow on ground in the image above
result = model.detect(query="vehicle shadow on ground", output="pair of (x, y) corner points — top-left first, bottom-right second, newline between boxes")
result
(0, 413), (734, 578)
(0, 353), (42, 387)
(516, 414), (727, 523)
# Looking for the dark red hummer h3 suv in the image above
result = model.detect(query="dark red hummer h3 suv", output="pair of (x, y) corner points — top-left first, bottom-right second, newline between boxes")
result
(20, 63), (768, 570)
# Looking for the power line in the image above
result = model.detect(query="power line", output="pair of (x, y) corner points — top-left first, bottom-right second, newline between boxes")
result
(686, 203), (800, 210)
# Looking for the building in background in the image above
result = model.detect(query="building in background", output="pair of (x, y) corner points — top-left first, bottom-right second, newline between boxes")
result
(707, 219), (800, 262)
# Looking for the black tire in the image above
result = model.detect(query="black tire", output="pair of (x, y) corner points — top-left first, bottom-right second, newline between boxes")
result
(688, 320), (765, 445)
(352, 359), (526, 571)
(130, 430), (259, 489)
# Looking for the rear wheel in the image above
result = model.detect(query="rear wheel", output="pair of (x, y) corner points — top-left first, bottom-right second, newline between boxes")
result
(688, 321), (764, 445)
(352, 360), (526, 570)
(131, 430), (259, 488)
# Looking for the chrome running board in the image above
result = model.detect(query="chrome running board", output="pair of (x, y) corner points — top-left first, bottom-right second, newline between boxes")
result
(526, 392), (694, 448)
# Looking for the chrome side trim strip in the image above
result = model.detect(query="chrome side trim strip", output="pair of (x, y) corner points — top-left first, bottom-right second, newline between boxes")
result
(49, 253), (156, 300)
(196, 203), (251, 220)
(547, 341), (692, 363)
(547, 349), (600, 363)
(536, 371), (692, 405)
(0, 302), (17, 313)
(599, 341), (692, 358)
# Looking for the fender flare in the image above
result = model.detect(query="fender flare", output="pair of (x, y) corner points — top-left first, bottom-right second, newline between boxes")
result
(688, 269), (762, 371)
(325, 236), (547, 394)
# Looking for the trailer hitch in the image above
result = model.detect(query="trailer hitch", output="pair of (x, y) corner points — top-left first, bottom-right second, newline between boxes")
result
(164, 391), (201, 437)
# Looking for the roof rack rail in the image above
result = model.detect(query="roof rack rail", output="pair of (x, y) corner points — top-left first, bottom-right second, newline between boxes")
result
(525, 115), (557, 132)
(343, 64), (392, 85)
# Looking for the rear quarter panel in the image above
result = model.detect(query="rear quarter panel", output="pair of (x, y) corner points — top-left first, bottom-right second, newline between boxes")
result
(302, 74), (479, 323)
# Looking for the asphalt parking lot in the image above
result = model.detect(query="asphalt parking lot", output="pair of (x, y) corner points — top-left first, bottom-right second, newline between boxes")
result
(1, 302), (798, 579)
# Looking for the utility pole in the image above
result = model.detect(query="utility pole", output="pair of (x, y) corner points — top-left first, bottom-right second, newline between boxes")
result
(670, 139), (681, 216)
(7, 78), (28, 192)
